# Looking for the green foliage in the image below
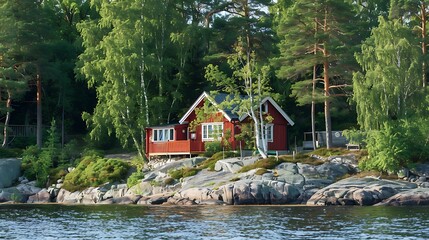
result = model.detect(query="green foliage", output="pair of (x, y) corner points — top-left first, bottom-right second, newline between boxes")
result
(235, 123), (255, 150)
(343, 129), (367, 145)
(62, 156), (130, 192)
(360, 119), (429, 172)
(43, 119), (61, 165)
(20, 119), (61, 187)
(59, 139), (82, 165)
(168, 167), (200, 180)
(0, 148), (22, 158)
(82, 148), (104, 158)
(130, 156), (145, 172)
(204, 141), (223, 157)
(353, 17), (423, 130)
(127, 171), (145, 188)
(49, 167), (68, 185)
(21, 145), (41, 181)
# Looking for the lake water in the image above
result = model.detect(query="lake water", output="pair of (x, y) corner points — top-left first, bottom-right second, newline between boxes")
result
(0, 204), (428, 239)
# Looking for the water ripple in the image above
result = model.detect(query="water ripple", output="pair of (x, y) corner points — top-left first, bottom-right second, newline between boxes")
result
(1, 205), (429, 239)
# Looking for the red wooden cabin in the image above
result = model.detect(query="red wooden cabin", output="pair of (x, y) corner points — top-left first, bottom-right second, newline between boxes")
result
(145, 92), (294, 159)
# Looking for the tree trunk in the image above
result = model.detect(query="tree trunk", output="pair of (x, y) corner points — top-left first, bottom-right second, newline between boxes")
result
(36, 72), (42, 149)
(323, 8), (332, 149)
(140, 2), (150, 162)
(323, 58), (332, 149)
(421, 2), (427, 88)
(2, 91), (11, 148)
(312, 23), (318, 150)
(312, 64), (317, 150)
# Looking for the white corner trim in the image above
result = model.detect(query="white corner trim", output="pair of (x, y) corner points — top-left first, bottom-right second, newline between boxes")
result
(179, 91), (232, 124)
(238, 97), (295, 126)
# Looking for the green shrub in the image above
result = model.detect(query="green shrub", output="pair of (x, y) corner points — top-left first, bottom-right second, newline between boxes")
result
(168, 167), (199, 180)
(343, 129), (367, 145)
(59, 140), (82, 166)
(130, 156), (145, 172)
(238, 157), (278, 173)
(62, 156), (130, 192)
(21, 145), (42, 185)
(82, 148), (104, 158)
(49, 167), (68, 185)
(204, 141), (222, 157)
(0, 148), (22, 158)
(255, 168), (268, 175)
(127, 171), (145, 188)
(163, 177), (175, 186)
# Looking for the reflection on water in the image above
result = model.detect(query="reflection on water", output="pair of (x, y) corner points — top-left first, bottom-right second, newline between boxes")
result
(0, 204), (428, 239)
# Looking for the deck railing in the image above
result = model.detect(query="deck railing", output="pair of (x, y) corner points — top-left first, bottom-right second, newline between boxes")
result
(7, 125), (38, 137)
(148, 140), (205, 155)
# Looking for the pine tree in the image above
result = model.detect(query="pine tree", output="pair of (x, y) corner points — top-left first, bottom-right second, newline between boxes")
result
(273, 0), (359, 149)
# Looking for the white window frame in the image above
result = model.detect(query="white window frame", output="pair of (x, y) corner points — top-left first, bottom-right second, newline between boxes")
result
(202, 122), (223, 141)
(152, 128), (174, 142)
(265, 124), (274, 142)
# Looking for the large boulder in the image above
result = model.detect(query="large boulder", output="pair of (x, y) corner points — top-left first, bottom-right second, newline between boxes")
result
(410, 164), (429, 177)
(214, 159), (244, 173)
(376, 188), (429, 206)
(0, 158), (21, 188)
(298, 162), (351, 181)
(155, 157), (206, 175)
(214, 156), (259, 173)
(103, 184), (128, 200)
(173, 187), (222, 203)
(15, 182), (42, 196)
(307, 177), (418, 206)
(137, 193), (175, 205)
(0, 187), (27, 203)
(219, 180), (301, 205)
(56, 189), (82, 204)
(27, 189), (51, 203)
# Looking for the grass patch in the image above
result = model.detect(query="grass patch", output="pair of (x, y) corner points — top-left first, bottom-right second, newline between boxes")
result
(279, 154), (325, 165)
(230, 177), (241, 182)
(163, 177), (175, 186)
(310, 148), (349, 157)
(127, 171), (145, 188)
(169, 167), (200, 180)
(255, 168), (268, 175)
(238, 157), (279, 173)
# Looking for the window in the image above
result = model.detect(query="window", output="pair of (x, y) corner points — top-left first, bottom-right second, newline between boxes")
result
(153, 128), (174, 142)
(260, 102), (268, 113)
(202, 123), (223, 141)
(265, 124), (273, 142)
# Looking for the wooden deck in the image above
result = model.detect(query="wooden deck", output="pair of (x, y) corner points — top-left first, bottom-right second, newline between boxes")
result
(147, 140), (205, 156)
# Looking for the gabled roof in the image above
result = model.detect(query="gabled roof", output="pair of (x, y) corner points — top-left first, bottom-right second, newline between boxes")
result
(179, 92), (236, 124)
(179, 91), (295, 126)
(246, 96), (295, 126)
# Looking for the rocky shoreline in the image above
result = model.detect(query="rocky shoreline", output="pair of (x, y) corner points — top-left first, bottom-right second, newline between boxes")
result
(2, 154), (429, 206)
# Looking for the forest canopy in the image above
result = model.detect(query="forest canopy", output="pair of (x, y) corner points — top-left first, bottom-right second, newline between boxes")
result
(1, 0), (429, 172)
